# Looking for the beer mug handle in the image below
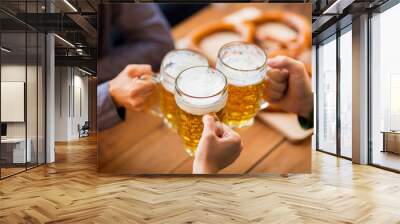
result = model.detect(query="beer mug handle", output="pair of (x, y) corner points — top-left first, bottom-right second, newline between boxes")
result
(259, 67), (270, 110)
(147, 72), (163, 118)
(260, 100), (269, 110)
(152, 72), (161, 83)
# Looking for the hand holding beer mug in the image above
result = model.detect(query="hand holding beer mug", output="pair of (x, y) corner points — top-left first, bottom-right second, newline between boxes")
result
(216, 42), (268, 128)
(175, 66), (228, 156)
(109, 64), (156, 112)
(158, 50), (209, 129)
(193, 114), (242, 174)
(265, 56), (313, 119)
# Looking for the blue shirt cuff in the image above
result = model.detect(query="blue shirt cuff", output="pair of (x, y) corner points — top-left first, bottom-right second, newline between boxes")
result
(97, 82), (124, 131)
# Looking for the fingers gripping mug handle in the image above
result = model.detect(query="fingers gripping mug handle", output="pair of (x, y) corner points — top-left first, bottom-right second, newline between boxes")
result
(147, 72), (163, 118)
(259, 67), (270, 110)
(152, 72), (161, 84)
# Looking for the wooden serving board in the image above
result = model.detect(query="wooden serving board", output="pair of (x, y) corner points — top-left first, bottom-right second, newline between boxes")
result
(257, 112), (313, 142)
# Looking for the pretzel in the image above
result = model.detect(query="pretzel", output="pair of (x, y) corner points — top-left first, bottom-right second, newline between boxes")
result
(188, 21), (255, 65)
(249, 11), (311, 59)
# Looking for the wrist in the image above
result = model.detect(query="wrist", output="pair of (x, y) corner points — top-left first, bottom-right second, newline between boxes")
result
(193, 158), (219, 174)
(108, 80), (122, 108)
(298, 95), (313, 119)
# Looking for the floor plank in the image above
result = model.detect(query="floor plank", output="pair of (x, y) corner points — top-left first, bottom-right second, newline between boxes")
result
(1, 135), (400, 223)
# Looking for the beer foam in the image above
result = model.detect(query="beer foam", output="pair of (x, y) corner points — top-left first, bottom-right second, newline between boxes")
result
(175, 67), (227, 115)
(216, 43), (267, 87)
(160, 50), (208, 93)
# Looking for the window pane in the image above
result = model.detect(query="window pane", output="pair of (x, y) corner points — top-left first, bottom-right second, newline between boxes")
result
(1, 31), (27, 177)
(318, 37), (337, 154)
(340, 29), (352, 158)
(371, 3), (400, 171)
(312, 45), (317, 151)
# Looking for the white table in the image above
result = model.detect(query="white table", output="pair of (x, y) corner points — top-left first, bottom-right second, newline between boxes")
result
(1, 138), (31, 163)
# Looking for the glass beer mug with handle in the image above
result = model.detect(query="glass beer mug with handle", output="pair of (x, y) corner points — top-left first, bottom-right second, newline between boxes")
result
(216, 41), (268, 128)
(157, 49), (209, 129)
(175, 66), (228, 156)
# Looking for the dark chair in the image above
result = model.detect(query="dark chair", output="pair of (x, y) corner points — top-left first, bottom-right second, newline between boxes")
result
(79, 121), (90, 138)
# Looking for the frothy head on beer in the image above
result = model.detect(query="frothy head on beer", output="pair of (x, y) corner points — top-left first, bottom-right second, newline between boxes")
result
(175, 66), (227, 116)
(161, 50), (209, 93)
(217, 41), (267, 86)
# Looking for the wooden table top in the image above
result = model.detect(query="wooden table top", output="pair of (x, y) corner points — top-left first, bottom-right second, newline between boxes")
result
(98, 3), (311, 174)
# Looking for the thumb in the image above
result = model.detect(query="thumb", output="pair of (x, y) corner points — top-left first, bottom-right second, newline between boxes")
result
(126, 64), (152, 78)
(267, 56), (309, 92)
(267, 56), (306, 80)
(202, 114), (217, 136)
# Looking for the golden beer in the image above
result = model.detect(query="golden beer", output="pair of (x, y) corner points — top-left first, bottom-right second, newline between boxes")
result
(216, 41), (267, 128)
(159, 50), (208, 129)
(224, 82), (264, 127)
(159, 84), (178, 128)
(175, 66), (227, 156)
(176, 109), (224, 155)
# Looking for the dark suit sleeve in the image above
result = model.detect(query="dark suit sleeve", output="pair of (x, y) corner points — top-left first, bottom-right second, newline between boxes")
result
(98, 4), (175, 84)
(298, 110), (314, 130)
(97, 82), (124, 131)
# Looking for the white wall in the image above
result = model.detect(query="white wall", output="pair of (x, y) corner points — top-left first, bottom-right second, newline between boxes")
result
(1, 65), (25, 139)
(1, 65), (37, 138)
(55, 66), (69, 141)
(54, 67), (89, 141)
(72, 73), (89, 137)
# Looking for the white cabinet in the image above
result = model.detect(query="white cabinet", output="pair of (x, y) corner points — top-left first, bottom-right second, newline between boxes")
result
(1, 138), (32, 163)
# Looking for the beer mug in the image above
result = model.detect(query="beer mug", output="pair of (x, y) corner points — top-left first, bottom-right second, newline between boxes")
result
(216, 41), (268, 128)
(158, 50), (209, 129)
(175, 66), (228, 156)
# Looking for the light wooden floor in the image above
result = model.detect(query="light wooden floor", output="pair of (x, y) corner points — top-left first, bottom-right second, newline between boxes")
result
(372, 150), (400, 171)
(0, 135), (399, 223)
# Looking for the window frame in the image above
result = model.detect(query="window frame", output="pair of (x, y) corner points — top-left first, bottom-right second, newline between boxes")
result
(315, 22), (353, 160)
(0, 0), (48, 180)
(367, 0), (400, 173)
